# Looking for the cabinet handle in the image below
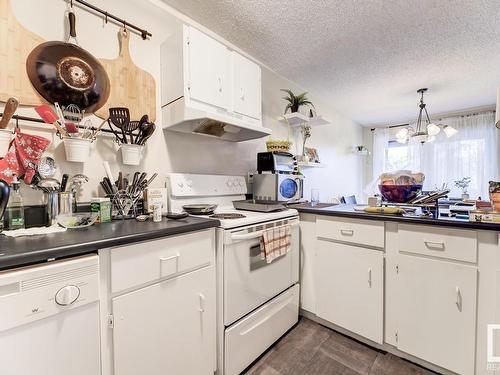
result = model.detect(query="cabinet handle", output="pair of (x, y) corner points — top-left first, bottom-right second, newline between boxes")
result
(340, 229), (354, 236)
(159, 253), (180, 277)
(217, 77), (223, 92)
(423, 240), (445, 250)
(455, 287), (462, 312)
(198, 293), (206, 313)
(240, 88), (245, 100)
(368, 268), (372, 288)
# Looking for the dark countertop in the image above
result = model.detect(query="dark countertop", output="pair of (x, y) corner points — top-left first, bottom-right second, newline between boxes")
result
(0, 217), (219, 271)
(295, 203), (500, 232)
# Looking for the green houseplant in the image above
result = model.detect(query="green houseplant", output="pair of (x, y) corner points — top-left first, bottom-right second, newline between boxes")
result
(281, 89), (315, 114)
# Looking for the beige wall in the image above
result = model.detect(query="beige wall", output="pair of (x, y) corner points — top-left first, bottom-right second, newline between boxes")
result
(7, 0), (362, 205)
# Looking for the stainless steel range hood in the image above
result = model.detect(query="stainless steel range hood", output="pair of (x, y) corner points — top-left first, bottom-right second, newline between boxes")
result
(162, 98), (272, 142)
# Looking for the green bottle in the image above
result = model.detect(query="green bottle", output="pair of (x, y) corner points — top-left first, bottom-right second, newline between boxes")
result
(4, 175), (25, 230)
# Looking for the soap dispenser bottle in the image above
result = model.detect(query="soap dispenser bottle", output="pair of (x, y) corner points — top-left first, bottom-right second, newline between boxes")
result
(4, 174), (25, 230)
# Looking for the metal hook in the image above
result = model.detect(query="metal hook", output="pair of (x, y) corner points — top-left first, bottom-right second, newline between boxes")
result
(104, 11), (108, 24)
(70, 0), (73, 8)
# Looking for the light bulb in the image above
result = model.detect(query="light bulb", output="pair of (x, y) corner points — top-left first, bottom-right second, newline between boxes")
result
(443, 125), (458, 137)
(426, 123), (440, 136)
(396, 127), (409, 139)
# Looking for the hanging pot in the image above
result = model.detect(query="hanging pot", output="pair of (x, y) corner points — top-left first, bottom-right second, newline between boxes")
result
(26, 11), (110, 113)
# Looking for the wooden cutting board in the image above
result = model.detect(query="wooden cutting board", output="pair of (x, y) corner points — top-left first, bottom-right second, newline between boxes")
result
(0, 0), (44, 105)
(96, 29), (156, 122)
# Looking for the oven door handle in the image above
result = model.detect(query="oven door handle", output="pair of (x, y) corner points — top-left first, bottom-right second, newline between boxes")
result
(230, 221), (299, 242)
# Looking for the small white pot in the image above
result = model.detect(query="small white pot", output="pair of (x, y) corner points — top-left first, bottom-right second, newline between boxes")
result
(64, 138), (91, 163)
(121, 144), (143, 166)
(0, 129), (12, 158)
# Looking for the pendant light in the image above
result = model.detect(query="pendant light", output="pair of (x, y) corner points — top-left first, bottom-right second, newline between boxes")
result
(396, 88), (457, 144)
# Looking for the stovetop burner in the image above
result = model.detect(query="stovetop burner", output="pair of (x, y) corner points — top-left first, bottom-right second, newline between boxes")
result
(210, 213), (246, 220)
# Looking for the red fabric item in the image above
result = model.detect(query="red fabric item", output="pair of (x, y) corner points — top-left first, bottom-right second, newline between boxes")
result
(0, 129), (51, 184)
(0, 143), (22, 184)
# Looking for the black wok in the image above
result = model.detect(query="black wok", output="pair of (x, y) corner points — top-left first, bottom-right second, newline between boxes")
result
(26, 12), (110, 113)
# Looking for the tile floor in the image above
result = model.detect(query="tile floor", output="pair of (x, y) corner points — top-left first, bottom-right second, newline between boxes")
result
(244, 317), (438, 375)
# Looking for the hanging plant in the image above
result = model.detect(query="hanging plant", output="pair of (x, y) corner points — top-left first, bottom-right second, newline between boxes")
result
(281, 89), (315, 114)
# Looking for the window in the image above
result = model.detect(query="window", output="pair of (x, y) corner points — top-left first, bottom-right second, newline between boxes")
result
(372, 112), (498, 199)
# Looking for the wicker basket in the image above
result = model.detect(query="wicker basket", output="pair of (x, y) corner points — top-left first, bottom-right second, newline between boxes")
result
(266, 139), (292, 153)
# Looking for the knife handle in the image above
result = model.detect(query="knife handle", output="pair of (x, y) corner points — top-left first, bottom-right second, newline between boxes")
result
(0, 97), (19, 129)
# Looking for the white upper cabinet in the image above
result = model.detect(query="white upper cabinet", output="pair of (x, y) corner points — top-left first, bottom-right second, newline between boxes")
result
(161, 24), (266, 139)
(231, 51), (262, 120)
(186, 26), (230, 110)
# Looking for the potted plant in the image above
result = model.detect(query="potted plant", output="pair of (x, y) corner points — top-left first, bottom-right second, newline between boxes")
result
(281, 89), (315, 114)
(454, 177), (471, 200)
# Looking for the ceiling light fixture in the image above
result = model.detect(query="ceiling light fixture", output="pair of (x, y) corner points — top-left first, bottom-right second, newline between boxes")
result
(395, 88), (458, 144)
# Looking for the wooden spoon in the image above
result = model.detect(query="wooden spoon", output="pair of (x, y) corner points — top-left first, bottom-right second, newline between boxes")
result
(0, 97), (19, 129)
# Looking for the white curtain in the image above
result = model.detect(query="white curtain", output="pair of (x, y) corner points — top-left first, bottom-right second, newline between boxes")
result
(371, 112), (498, 199)
(420, 112), (498, 198)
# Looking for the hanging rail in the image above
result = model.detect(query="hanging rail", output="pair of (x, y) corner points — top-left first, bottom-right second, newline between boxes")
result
(0, 112), (118, 137)
(70, 0), (152, 40)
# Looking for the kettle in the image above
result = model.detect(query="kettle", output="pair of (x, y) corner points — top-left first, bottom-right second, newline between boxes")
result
(0, 179), (10, 221)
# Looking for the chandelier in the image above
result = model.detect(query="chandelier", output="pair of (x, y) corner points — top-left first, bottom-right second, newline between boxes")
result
(396, 88), (457, 144)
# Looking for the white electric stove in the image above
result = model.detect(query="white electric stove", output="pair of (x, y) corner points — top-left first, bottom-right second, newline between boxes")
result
(167, 173), (300, 375)
(167, 173), (298, 228)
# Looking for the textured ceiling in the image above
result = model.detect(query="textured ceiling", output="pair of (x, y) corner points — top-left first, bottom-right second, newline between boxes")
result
(160, 0), (500, 125)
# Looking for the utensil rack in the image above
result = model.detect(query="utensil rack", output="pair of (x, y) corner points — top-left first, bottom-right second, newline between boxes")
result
(0, 112), (141, 139)
(69, 0), (152, 40)
(381, 200), (440, 218)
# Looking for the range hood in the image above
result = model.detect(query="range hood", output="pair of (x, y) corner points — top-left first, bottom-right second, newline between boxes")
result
(162, 98), (271, 142)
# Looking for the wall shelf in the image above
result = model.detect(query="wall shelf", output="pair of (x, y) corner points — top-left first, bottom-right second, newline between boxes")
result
(279, 112), (309, 126)
(308, 116), (331, 126)
(279, 112), (331, 127)
(298, 161), (325, 168)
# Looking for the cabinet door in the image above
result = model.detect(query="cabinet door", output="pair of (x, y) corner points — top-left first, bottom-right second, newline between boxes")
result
(112, 266), (216, 375)
(315, 240), (384, 343)
(396, 255), (477, 375)
(186, 26), (229, 110)
(231, 52), (261, 120)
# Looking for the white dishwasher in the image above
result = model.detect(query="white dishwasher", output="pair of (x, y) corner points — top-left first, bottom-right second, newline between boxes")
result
(0, 255), (101, 375)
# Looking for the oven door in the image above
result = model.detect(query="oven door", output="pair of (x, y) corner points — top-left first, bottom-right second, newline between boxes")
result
(223, 217), (299, 326)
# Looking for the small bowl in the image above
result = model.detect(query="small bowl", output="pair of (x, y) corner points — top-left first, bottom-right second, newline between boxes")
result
(378, 184), (423, 203)
(57, 213), (98, 229)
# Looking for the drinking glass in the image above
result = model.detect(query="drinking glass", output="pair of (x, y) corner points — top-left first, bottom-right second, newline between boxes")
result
(311, 189), (320, 207)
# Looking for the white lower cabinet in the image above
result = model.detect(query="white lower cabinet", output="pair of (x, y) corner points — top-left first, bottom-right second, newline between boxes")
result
(315, 240), (384, 343)
(395, 254), (477, 375)
(111, 266), (216, 375)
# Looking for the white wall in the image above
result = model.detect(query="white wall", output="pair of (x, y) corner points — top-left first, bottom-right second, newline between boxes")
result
(6, 0), (362, 204)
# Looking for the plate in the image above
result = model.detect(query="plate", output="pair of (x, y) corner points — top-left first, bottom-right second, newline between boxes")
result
(57, 213), (98, 229)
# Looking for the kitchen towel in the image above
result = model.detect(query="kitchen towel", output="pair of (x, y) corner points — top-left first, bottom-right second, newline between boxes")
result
(1, 225), (66, 238)
(260, 224), (292, 264)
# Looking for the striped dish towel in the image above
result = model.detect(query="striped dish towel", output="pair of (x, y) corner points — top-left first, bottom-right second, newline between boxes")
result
(260, 225), (292, 264)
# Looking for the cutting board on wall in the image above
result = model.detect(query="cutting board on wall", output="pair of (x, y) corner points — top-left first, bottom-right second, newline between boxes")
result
(0, 0), (44, 105)
(96, 29), (156, 122)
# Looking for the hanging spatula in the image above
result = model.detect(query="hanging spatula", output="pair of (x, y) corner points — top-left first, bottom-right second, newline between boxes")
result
(109, 107), (130, 144)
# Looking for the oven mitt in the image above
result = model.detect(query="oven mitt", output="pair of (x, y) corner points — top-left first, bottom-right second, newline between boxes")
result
(0, 129), (51, 184)
(0, 143), (22, 184)
(13, 129), (50, 184)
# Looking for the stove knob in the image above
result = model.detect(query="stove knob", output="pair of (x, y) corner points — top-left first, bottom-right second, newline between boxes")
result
(226, 180), (234, 187)
(177, 181), (184, 188)
(55, 285), (80, 306)
(186, 180), (193, 188)
(238, 180), (245, 187)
